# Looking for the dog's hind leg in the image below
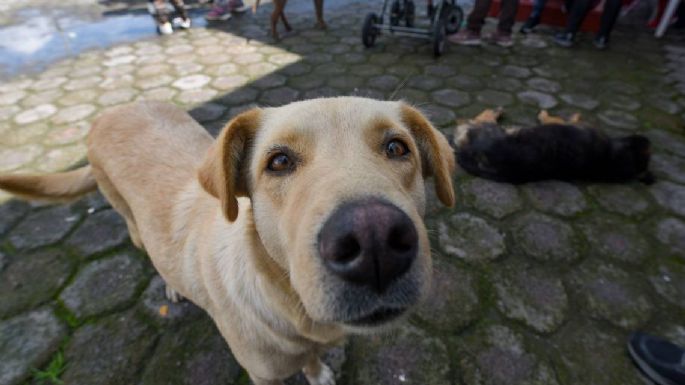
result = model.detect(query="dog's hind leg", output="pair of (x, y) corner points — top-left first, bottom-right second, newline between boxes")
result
(91, 166), (144, 250)
(473, 107), (503, 123)
(303, 356), (335, 385)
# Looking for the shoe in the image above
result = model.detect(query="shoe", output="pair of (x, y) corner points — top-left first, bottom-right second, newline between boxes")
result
(227, 0), (246, 12)
(448, 29), (482, 46)
(205, 5), (232, 20)
(158, 22), (173, 35)
(486, 31), (514, 47)
(628, 332), (685, 385)
(519, 17), (539, 34)
(553, 32), (574, 47)
(593, 35), (608, 49)
(173, 17), (191, 29)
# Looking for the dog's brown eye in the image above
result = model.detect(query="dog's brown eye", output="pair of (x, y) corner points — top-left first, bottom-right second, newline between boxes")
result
(385, 139), (409, 159)
(267, 153), (293, 173)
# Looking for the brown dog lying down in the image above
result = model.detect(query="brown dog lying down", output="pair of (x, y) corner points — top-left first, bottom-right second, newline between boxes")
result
(453, 108), (653, 184)
(253, 0), (325, 39)
(0, 97), (455, 385)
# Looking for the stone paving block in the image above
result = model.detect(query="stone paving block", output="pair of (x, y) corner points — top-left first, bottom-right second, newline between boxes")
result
(652, 152), (685, 184)
(559, 93), (599, 110)
(650, 181), (685, 217)
(580, 215), (650, 265)
(517, 90), (558, 109)
(522, 181), (587, 217)
(415, 257), (480, 332)
(459, 178), (524, 219)
(0, 307), (67, 385)
(597, 109), (640, 130)
(65, 209), (129, 258)
(0, 249), (74, 318)
(456, 325), (560, 385)
(655, 217), (685, 258)
(512, 212), (581, 262)
(494, 261), (568, 334)
(568, 261), (653, 330)
(587, 184), (651, 217)
(60, 252), (147, 318)
(140, 317), (242, 385)
(9, 205), (81, 250)
(348, 324), (450, 385)
(138, 275), (205, 326)
(438, 212), (506, 262)
(62, 311), (158, 385)
(649, 261), (685, 310)
(0, 199), (29, 236)
(645, 129), (685, 158)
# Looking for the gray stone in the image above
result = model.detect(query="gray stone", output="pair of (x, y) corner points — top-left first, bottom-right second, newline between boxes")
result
(14, 104), (57, 125)
(349, 325), (450, 385)
(60, 252), (147, 318)
(527, 77), (561, 93)
(656, 217), (685, 258)
(560, 93), (599, 110)
(500, 64), (532, 78)
(569, 261), (653, 329)
(438, 213), (506, 262)
(9, 205), (81, 249)
(140, 317), (241, 385)
(62, 311), (158, 385)
(0, 249), (74, 318)
(522, 181), (587, 217)
(517, 90), (558, 109)
(407, 75), (443, 91)
(456, 325), (559, 385)
(422, 105), (456, 126)
(189, 102), (226, 123)
(597, 110), (639, 129)
(0, 308), (67, 385)
(51, 104), (96, 125)
(0, 200), (29, 236)
(415, 258), (480, 332)
(652, 153), (685, 184)
(138, 275), (204, 326)
(651, 181), (685, 217)
(649, 262), (685, 309)
(495, 262), (568, 333)
(553, 322), (644, 385)
(645, 130), (685, 158)
(65, 210), (129, 258)
(460, 178), (524, 219)
(477, 90), (514, 106)
(447, 74), (482, 91)
(512, 213), (580, 262)
(368, 75), (402, 91)
(581, 216), (650, 264)
(260, 87), (301, 106)
(607, 94), (642, 111)
(488, 77), (523, 92)
(431, 89), (470, 108)
(172, 74), (211, 90)
(587, 184), (651, 217)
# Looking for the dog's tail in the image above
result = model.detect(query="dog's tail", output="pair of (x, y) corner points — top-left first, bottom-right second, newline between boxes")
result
(0, 166), (97, 202)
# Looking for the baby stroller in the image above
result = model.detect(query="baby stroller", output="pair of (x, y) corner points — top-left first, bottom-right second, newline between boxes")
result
(362, 0), (463, 56)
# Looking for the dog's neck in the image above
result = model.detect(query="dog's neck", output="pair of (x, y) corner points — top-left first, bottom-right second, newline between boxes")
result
(244, 207), (345, 345)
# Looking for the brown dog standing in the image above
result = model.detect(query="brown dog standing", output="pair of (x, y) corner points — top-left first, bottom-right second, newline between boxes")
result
(0, 97), (455, 385)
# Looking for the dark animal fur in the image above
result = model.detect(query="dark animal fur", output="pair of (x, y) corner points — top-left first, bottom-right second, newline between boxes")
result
(454, 123), (653, 184)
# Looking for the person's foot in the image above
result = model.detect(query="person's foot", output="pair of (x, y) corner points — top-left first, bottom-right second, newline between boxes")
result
(553, 32), (574, 47)
(628, 332), (685, 385)
(205, 5), (232, 20)
(519, 18), (539, 34)
(486, 31), (514, 47)
(158, 21), (173, 35)
(173, 17), (191, 29)
(448, 29), (482, 46)
(593, 35), (608, 49)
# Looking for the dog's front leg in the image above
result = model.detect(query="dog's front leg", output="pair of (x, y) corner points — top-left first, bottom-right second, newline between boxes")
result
(302, 356), (335, 385)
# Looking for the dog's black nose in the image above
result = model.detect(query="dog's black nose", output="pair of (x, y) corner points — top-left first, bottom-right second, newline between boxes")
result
(318, 198), (418, 293)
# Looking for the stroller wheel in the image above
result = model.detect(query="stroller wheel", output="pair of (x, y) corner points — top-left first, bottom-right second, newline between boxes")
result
(362, 13), (380, 48)
(442, 5), (464, 35)
(432, 18), (446, 56)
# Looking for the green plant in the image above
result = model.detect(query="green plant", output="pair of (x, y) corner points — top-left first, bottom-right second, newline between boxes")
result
(32, 351), (66, 385)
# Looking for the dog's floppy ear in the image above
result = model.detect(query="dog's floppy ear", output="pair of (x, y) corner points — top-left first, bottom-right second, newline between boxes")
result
(400, 103), (456, 207)
(198, 108), (262, 222)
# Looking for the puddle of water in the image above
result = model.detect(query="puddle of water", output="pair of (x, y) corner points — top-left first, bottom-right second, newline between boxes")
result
(0, 7), (207, 79)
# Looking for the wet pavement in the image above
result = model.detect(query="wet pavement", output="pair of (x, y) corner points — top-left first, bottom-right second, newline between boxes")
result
(0, 0), (685, 384)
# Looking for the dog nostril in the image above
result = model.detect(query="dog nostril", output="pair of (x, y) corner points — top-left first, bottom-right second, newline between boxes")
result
(333, 234), (361, 263)
(387, 224), (415, 253)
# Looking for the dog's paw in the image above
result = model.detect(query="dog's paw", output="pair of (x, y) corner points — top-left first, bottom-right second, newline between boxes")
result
(305, 362), (335, 385)
(165, 285), (184, 303)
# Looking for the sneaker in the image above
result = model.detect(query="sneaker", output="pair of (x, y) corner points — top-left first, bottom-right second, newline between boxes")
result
(173, 17), (191, 29)
(486, 31), (514, 47)
(227, 0), (246, 12)
(593, 35), (608, 49)
(553, 32), (574, 47)
(158, 22), (173, 35)
(448, 29), (482, 46)
(628, 332), (685, 385)
(205, 5), (232, 20)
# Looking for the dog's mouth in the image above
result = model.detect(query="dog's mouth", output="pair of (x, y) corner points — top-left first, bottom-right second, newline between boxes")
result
(344, 306), (407, 327)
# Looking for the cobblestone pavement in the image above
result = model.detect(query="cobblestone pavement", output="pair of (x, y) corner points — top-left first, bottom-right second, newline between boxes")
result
(1, 1), (685, 384)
